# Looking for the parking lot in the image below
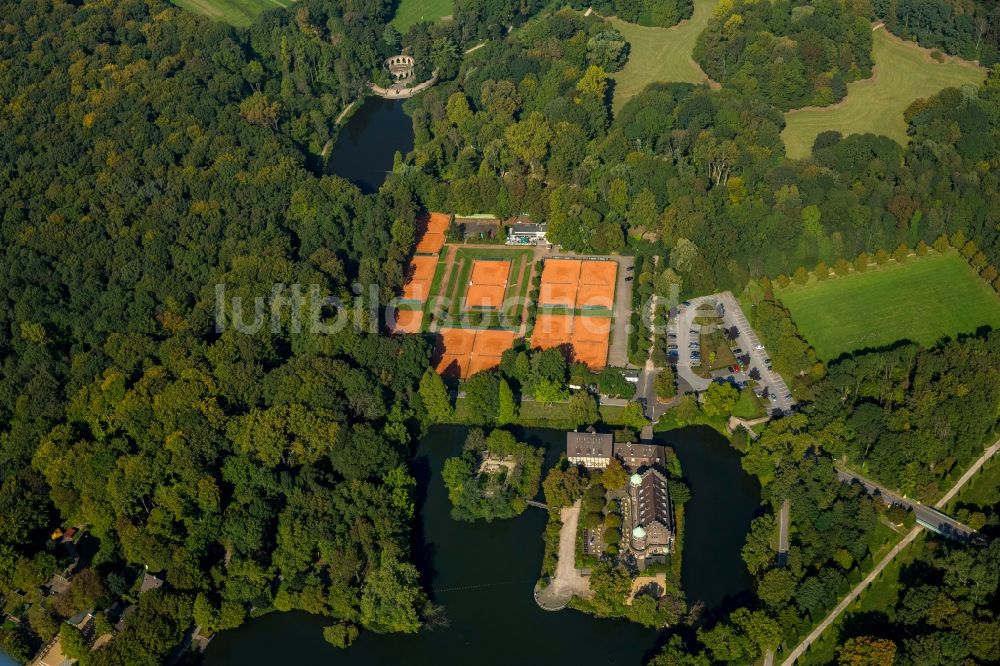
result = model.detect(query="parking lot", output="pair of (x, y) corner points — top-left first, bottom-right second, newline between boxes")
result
(669, 292), (796, 415)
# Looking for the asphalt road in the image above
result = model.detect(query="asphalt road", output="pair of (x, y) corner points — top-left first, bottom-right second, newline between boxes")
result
(672, 298), (712, 392)
(608, 255), (635, 368)
(778, 499), (791, 558)
(783, 439), (1000, 664)
(836, 467), (978, 540)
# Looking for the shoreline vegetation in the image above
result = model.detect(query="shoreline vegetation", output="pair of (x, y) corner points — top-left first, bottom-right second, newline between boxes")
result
(441, 428), (543, 522)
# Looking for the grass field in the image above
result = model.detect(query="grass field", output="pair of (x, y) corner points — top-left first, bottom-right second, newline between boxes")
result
(782, 27), (985, 159)
(608, 0), (715, 112)
(798, 530), (921, 666)
(946, 453), (1000, 512)
(391, 0), (453, 32)
(171, 0), (290, 27)
(776, 252), (1000, 361)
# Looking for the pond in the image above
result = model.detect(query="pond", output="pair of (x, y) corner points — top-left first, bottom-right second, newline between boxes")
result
(324, 97), (414, 194)
(205, 425), (760, 665)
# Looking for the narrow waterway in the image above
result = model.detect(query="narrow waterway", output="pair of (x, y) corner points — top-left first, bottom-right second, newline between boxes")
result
(205, 425), (760, 665)
(324, 97), (414, 194)
(656, 427), (761, 610)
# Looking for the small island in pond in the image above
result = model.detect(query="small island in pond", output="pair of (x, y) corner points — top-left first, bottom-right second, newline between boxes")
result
(442, 429), (544, 522)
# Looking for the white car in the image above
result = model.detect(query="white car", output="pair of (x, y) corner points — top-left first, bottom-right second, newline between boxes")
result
(754, 344), (765, 350)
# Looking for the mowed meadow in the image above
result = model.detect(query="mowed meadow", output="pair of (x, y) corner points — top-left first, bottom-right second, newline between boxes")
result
(608, 0), (716, 112)
(776, 253), (1000, 361)
(171, 0), (291, 27)
(391, 0), (453, 31)
(782, 27), (986, 159)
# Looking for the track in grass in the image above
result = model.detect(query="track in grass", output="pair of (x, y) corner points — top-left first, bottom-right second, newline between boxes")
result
(608, 0), (715, 113)
(776, 253), (1000, 361)
(391, 0), (453, 32)
(782, 27), (985, 159)
(170, 0), (289, 27)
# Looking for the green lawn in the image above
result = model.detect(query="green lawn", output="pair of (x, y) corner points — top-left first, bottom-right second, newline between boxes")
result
(946, 453), (1000, 512)
(732, 388), (766, 420)
(608, 0), (715, 112)
(782, 27), (985, 159)
(170, 0), (290, 27)
(391, 0), (453, 32)
(777, 252), (1000, 361)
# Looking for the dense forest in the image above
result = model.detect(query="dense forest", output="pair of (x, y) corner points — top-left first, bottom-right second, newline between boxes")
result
(695, 0), (874, 109)
(799, 333), (1000, 500)
(0, 0), (442, 659)
(874, 0), (1000, 67)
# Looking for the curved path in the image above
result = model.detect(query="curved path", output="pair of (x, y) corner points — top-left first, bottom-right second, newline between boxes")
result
(369, 71), (439, 99)
(781, 438), (1000, 664)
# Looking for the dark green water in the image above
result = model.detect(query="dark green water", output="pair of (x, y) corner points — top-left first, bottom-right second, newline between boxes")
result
(204, 426), (760, 665)
(324, 97), (414, 194)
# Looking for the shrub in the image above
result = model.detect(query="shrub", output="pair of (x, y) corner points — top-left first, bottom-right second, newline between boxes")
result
(323, 622), (359, 648)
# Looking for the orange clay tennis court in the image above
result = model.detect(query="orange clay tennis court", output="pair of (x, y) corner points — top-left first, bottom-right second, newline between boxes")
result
(531, 313), (574, 349)
(573, 315), (611, 342)
(470, 260), (510, 285)
(579, 260), (617, 286)
(426, 212), (451, 234)
(541, 258), (582, 285)
(538, 282), (577, 307)
(414, 212), (451, 254)
(575, 282), (615, 309)
(465, 260), (510, 309)
(576, 261), (616, 309)
(402, 255), (438, 302)
(473, 329), (515, 357)
(436, 354), (469, 380)
(390, 309), (423, 334)
(571, 315), (610, 368)
(539, 258), (616, 309)
(434, 328), (516, 379)
(531, 313), (610, 368)
(569, 340), (609, 369)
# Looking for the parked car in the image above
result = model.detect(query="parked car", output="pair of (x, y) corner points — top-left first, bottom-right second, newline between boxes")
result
(729, 365), (741, 374)
(755, 344), (765, 350)
(625, 276), (633, 282)
(732, 347), (743, 355)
